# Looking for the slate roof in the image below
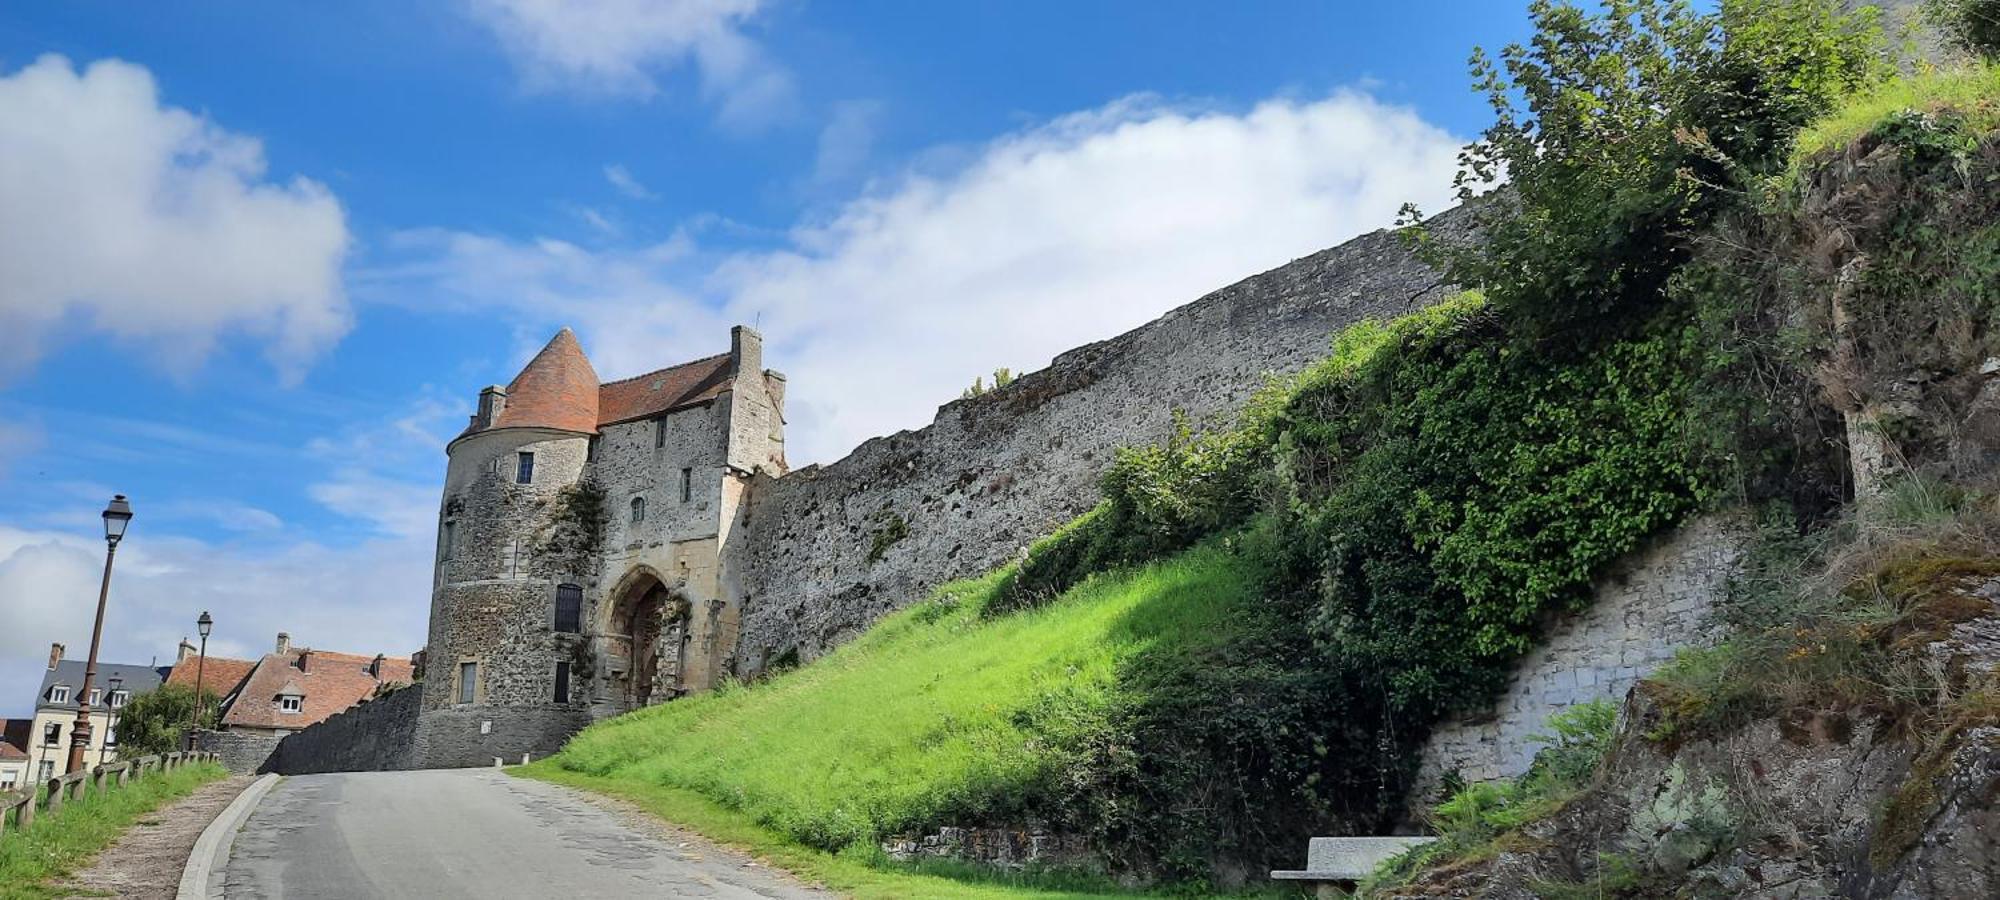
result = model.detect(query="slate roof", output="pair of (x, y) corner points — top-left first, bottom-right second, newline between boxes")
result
(218, 649), (415, 731)
(164, 654), (259, 703)
(596, 352), (733, 426)
(0, 720), (28, 761)
(35, 661), (169, 712)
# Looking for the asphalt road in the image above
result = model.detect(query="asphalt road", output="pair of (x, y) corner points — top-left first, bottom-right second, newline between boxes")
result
(219, 769), (833, 899)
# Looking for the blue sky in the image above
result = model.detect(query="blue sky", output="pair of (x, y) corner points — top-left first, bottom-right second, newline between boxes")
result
(0, 0), (1535, 716)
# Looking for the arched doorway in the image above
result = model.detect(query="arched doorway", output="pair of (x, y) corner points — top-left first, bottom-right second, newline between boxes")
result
(606, 570), (691, 710)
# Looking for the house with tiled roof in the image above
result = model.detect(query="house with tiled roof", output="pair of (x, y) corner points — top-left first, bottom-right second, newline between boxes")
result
(0, 719), (29, 792)
(190, 632), (415, 772)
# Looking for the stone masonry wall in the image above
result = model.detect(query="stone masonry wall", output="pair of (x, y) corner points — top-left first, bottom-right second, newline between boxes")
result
(265, 685), (421, 775)
(1408, 514), (1748, 805)
(193, 728), (285, 775)
(412, 704), (593, 768)
(728, 212), (1470, 675)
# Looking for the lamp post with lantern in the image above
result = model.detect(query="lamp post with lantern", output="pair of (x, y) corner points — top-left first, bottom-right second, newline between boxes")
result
(188, 611), (212, 750)
(67, 495), (132, 775)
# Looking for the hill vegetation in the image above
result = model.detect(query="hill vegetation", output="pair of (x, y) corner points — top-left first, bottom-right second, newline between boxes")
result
(536, 0), (2000, 894)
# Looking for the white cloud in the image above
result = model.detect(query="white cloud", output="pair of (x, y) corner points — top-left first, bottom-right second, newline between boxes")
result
(385, 91), (1463, 465)
(308, 470), (439, 542)
(463, 0), (794, 129)
(812, 99), (882, 186)
(0, 55), (351, 383)
(603, 163), (655, 199)
(0, 524), (430, 718)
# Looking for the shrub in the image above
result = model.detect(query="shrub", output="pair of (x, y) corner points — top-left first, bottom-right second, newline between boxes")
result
(1927, 0), (2000, 59)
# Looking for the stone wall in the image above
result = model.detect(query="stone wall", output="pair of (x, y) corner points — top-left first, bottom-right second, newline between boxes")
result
(728, 212), (1469, 675)
(193, 728), (285, 775)
(882, 825), (1096, 873)
(265, 686), (421, 775)
(1409, 514), (1747, 805)
(411, 704), (593, 769)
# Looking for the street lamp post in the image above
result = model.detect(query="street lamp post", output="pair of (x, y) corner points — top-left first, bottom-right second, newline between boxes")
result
(188, 611), (212, 751)
(67, 495), (132, 776)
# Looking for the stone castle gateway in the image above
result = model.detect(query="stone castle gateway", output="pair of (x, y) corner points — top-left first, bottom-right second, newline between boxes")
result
(419, 325), (787, 761)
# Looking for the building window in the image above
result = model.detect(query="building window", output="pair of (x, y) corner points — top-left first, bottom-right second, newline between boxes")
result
(587, 436), (599, 461)
(279, 695), (303, 714)
(48, 685), (69, 705)
(655, 418), (667, 448)
(0, 770), (15, 788)
(680, 468), (692, 502)
(554, 584), (583, 633)
(109, 690), (128, 709)
(554, 661), (572, 704)
(43, 722), (60, 746)
(458, 662), (478, 704)
(441, 519), (456, 560)
(516, 451), (535, 484)
(630, 496), (646, 524)
(106, 723), (118, 745)
(39, 760), (54, 780)
(87, 689), (100, 706)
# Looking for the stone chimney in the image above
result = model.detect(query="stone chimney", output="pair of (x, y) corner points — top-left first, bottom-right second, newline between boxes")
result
(178, 638), (197, 663)
(370, 653), (385, 679)
(730, 326), (763, 379)
(477, 385), (508, 428)
(276, 632), (291, 655)
(48, 642), (64, 669)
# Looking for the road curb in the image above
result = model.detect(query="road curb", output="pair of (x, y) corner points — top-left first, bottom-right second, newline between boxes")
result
(176, 773), (279, 900)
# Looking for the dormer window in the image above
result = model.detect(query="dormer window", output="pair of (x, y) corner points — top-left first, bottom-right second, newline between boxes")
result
(87, 688), (100, 706)
(109, 690), (128, 709)
(279, 694), (303, 714)
(48, 685), (69, 705)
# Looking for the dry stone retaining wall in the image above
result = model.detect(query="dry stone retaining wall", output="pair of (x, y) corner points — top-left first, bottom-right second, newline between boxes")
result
(266, 686), (422, 775)
(1409, 514), (1748, 805)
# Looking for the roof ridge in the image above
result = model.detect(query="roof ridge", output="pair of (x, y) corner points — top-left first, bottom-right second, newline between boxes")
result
(596, 351), (732, 388)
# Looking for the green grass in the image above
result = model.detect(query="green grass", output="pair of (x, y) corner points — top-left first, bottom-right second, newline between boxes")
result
(1791, 61), (2000, 163)
(529, 545), (1272, 896)
(0, 761), (228, 900)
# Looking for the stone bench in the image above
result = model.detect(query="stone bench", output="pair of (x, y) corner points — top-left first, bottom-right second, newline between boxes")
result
(1271, 836), (1438, 895)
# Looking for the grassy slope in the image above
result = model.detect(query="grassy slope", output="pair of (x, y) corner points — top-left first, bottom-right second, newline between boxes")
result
(524, 545), (1267, 897)
(0, 761), (228, 900)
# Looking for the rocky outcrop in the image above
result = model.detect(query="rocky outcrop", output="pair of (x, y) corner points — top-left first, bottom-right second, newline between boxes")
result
(1388, 575), (2000, 899)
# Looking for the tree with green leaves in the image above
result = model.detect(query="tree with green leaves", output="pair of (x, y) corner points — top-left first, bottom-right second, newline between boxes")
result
(111, 684), (219, 756)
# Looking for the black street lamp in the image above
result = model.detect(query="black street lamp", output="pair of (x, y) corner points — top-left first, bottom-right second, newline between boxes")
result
(68, 495), (131, 775)
(188, 611), (213, 750)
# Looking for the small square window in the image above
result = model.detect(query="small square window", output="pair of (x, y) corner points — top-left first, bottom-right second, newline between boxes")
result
(458, 662), (478, 704)
(516, 452), (535, 484)
(43, 722), (61, 746)
(49, 685), (69, 705)
(109, 690), (128, 709)
(279, 695), (303, 714)
(554, 661), (572, 704)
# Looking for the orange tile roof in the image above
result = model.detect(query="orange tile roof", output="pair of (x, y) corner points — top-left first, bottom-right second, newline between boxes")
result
(597, 352), (733, 426)
(165, 655), (258, 701)
(219, 649), (416, 731)
(492, 328), (601, 434)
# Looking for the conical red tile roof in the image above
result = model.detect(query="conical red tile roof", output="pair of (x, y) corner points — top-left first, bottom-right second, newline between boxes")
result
(494, 328), (601, 434)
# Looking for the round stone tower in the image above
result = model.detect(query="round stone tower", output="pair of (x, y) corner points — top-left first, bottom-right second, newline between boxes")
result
(418, 328), (601, 759)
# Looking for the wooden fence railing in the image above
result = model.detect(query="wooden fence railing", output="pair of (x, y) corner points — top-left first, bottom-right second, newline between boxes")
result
(0, 751), (219, 839)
